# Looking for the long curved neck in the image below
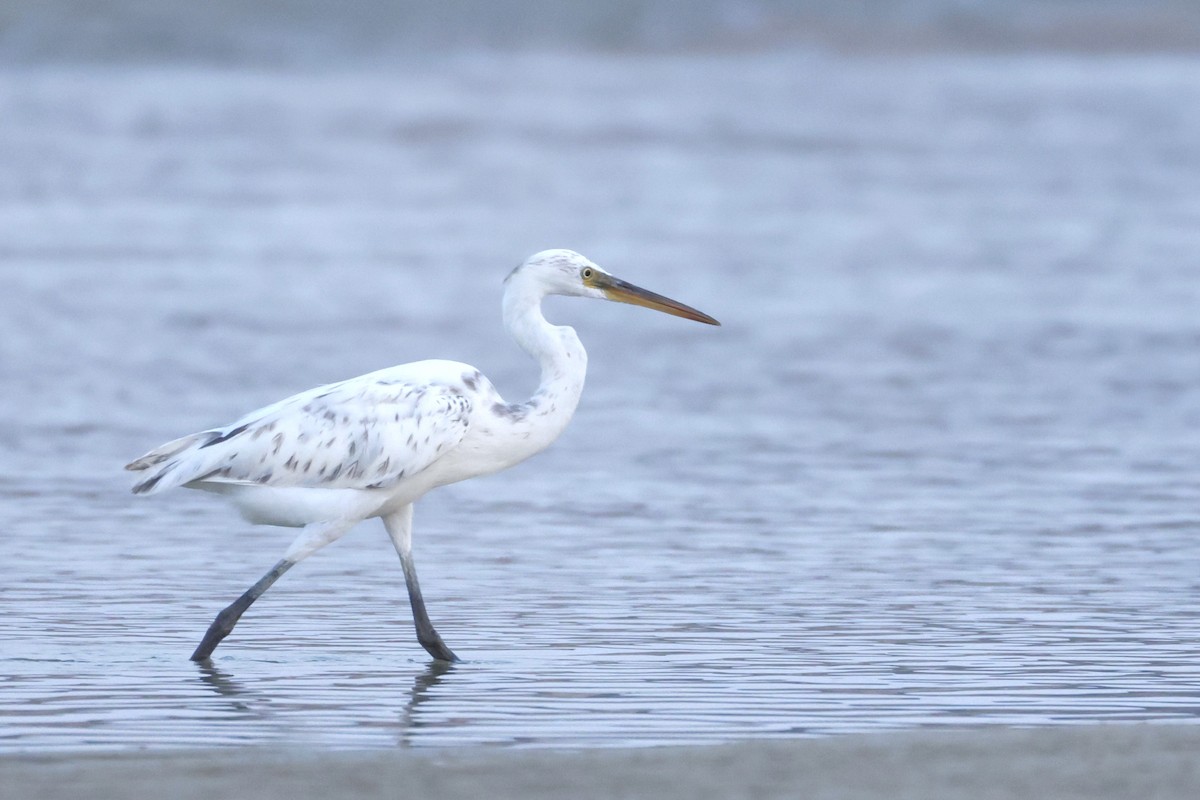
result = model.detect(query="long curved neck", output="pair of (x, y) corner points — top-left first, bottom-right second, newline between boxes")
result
(501, 273), (588, 434)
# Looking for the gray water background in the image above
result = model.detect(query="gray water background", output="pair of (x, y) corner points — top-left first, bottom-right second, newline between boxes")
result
(4, 2), (1200, 751)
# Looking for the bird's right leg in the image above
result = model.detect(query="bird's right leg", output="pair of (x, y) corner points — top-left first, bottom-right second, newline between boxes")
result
(190, 519), (354, 662)
(382, 506), (459, 663)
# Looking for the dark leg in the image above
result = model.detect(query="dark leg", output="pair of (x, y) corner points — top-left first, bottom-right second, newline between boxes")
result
(400, 548), (459, 662)
(191, 559), (294, 661)
(383, 506), (459, 663)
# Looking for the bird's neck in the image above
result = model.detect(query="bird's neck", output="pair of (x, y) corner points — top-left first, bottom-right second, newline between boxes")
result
(502, 277), (588, 422)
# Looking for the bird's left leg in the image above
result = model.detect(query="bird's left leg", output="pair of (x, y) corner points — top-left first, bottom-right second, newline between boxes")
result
(382, 505), (459, 663)
(190, 519), (355, 661)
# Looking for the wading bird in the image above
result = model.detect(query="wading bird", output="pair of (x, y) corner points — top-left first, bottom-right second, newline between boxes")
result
(126, 250), (719, 662)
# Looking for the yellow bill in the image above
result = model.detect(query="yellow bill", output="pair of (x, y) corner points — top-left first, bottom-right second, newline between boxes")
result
(593, 273), (720, 326)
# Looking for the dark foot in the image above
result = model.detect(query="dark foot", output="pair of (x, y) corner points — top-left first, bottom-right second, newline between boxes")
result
(191, 608), (237, 661)
(191, 636), (222, 662)
(418, 631), (459, 663)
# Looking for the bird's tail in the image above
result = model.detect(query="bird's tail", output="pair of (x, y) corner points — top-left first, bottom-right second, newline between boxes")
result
(124, 432), (210, 494)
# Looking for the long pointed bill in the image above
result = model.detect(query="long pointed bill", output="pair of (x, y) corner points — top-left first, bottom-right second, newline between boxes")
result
(595, 274), (721, 326)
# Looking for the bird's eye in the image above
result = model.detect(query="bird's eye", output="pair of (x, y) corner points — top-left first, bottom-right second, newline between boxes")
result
(582, 268), (594, 280)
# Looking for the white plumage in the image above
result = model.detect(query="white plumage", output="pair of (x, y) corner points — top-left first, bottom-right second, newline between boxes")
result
(126, 249), (718, 663)
(128, 364), (473, 495)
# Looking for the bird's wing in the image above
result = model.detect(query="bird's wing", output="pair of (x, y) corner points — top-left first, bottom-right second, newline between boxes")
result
(127, 373), (472, 494)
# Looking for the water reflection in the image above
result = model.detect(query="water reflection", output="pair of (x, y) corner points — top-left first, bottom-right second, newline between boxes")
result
(192, 658), (463, 746)
(399, 660), (458, 747)
(195, 662), (274, 718)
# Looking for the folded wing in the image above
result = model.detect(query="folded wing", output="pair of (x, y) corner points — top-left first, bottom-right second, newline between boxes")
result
(126, 374), (472, 495)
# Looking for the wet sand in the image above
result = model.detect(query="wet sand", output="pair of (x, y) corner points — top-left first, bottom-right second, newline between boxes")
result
(5, 724), (1198, 800)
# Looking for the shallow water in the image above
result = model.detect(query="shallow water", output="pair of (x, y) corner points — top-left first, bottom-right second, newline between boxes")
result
(4, 51), (1200, 751)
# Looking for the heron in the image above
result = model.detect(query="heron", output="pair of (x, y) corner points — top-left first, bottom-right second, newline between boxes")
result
(126, 249), (719, 663)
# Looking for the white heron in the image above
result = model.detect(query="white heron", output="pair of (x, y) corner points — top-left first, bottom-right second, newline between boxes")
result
(126, 249), (719, 662)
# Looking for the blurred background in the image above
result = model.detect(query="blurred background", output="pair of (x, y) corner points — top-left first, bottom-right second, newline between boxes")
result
(4, 0), (1200, 750)
(3, 0), (1200, 62)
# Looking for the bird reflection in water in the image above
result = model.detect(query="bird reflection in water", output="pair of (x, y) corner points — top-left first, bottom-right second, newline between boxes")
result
(193, 658), (459, 744)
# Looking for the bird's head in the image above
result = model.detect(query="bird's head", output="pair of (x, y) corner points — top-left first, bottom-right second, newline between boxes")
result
(510, 249), (720, 325)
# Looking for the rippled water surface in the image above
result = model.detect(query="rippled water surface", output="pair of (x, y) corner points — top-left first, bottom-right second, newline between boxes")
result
(4, 51), (1200, 750)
